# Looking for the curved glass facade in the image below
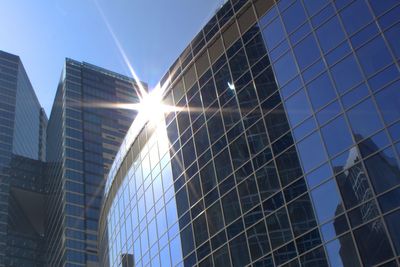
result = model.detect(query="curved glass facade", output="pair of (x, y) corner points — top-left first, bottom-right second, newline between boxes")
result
(100, 0), (400, 266)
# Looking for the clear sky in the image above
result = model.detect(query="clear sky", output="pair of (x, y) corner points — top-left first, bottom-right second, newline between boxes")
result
(0, 0), (224, 115)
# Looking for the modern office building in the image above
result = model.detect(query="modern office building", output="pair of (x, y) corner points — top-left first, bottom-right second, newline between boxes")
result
(99, 0), (400, 267)
(45, 59), (144, 266)
(0, 50), (48, 266)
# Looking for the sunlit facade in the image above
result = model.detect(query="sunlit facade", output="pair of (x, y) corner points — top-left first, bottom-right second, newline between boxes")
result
(45, 59), (143, 267)
(100, 0), (400, 266)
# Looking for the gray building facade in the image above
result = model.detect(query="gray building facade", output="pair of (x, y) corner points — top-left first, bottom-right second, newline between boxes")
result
(0, 50), (47, 267)
(45, 59), (143, 266)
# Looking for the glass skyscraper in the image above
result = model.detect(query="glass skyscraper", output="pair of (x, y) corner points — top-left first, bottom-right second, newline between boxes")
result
(0, 50), (48, 266)
(45, 59), (143, 266)
(99, 0), (400, 267)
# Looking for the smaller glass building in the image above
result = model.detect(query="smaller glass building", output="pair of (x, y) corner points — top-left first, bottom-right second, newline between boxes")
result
(100, 0), (400, 266)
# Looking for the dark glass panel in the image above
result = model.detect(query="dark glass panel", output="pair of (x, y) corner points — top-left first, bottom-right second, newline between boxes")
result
(237, 175), (260, 213)
(206, 201), (224, 236)
(296, 229), (321, 254)
(384, 210), (400, 255)
(214, 148), (233, 183)
(200, 161), (217, 195)
(320, 215), (349, 242)
(247, 220), (270, 261)
(266, 207), (293, 249)
(229, 233), (250, 267)
(213, 245), (231, 266)
(379, 187), (400, 213)
(264, 104), (290, 142)
(336, 163), (373, 209)
(229, 134), (250, 170)
(275, 146), (303, 186)
(348, 199), (380, 227)
(193, 213), (209, 247)
(229, 48), (249, 81)
(287, 194), (317, 236)
(273, 242), (297, 266)
(353, 219), (394, 266)
(245, 33), (268, 66)
(222, 189), (241, 225)
(364, 146), (400, 194)
(300, 246), (328, 267)
(255, 162), (280, 201)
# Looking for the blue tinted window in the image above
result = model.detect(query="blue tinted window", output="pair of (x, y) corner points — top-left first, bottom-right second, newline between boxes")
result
(262, 17), (285, 50)
(281, 1), (307, 33)
(303, 0), (329, 16)
(285, 89), (312, 126)
(311, 179), (343, 223)
(273, 51), (298, 86)
(375, 81), (400, 124)
(339, 0), (373, 36)
(307, 72), (337, 111)
(347, 98), (383, 140)
(297, 131), (327, 173)
(385, 23), (400, 59)
(316, 16), (346, 53)
(341, 83), (369, 109)
(294, 34), (320, 70)
(368, 64), (399, 92)
(369, 0), (399, 17)
(331, 54), (363, 93)
(293, 117), (317, 142)
(356, 36), (393, 77)
(321, 115), (353, 157)
(316, 100), (341, 125)
(306, 163), (333, 188)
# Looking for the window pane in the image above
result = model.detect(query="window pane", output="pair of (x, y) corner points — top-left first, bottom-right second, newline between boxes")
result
(316, 16), (345, 53)
(375, 81), (400, 124)
(281, 1), (307, 34)
(356, 36), (392, 77)
(262, 17), (285, 50)
(321, 115), (353, 157)
(336, 163), (373, 209)
(347, 98), (383, 140)
(353, 219), (394, 266)
(273, 51), (298, 86)
(297, 131), (327, 173)
(325, 234), (361, 267)
(285, 89), (312, 127)
(339, 0), (373, 35)
(385, 22), (400, 59)
(307, 72), (337, 111)
(331, 54), (363, 93)
(384, 210), (400, 255)
(266, 207), (292, 249)
(311, 179), (343, 223)
(293, 34), (320, 70)
(287, 194), (317, 236)
(364, 146), (400, 194)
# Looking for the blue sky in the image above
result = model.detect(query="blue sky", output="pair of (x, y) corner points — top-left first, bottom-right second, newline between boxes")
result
(0, 0), (224, 115)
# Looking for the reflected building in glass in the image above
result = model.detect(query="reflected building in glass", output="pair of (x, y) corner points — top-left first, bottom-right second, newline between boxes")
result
(99, 0), (400, 266)
(45, 59), (143, 266)
(0, 50), (48, 267)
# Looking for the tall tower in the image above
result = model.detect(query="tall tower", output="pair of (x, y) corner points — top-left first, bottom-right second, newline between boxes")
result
(0, 50), (47, 267)
(45, 59), (143, 266)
